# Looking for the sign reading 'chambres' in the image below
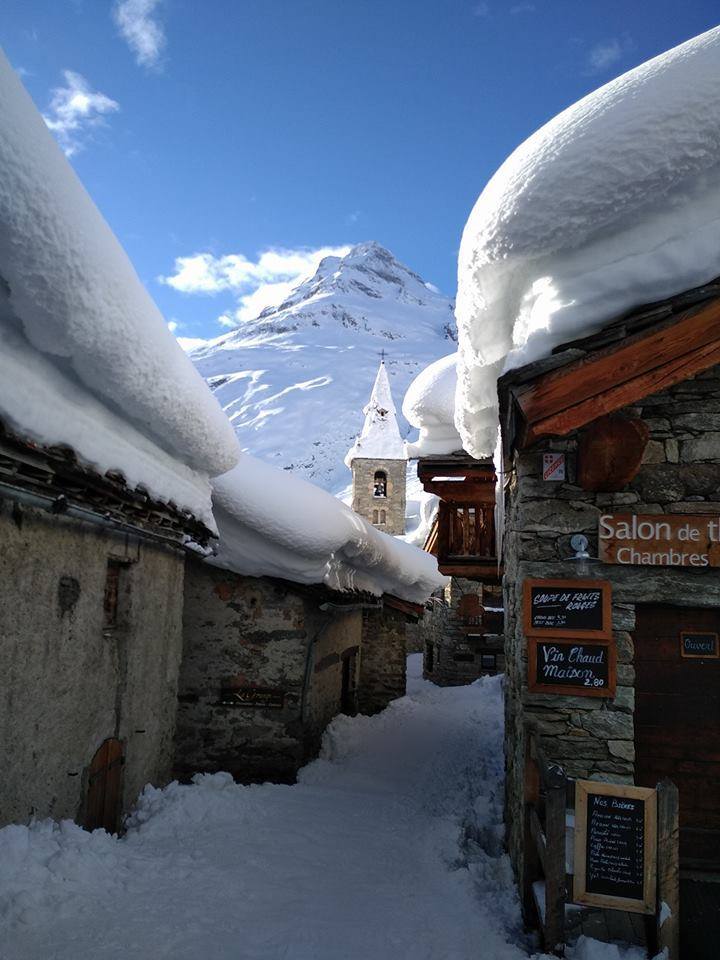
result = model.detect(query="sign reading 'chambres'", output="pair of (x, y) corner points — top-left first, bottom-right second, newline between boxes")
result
(599, 514), (720, 568)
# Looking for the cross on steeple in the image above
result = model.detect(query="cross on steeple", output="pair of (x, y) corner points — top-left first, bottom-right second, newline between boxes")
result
(379, 349), (386, 363)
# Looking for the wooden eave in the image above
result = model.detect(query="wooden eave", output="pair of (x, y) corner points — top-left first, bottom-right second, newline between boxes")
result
(383, 594), (425, 620)
(509, 297), (720, 450)
(416, 455), (496, 498)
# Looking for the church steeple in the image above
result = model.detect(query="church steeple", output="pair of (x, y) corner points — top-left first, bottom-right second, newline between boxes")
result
(346, 359), (407, 535)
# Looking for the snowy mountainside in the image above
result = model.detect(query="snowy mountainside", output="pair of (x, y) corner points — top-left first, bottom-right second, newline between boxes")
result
(189, 242), (456, 491)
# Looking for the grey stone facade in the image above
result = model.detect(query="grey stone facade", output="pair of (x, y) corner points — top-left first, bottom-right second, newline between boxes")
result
(357, 606), (407, 714)
(176, 561), (367, 783)
(502, 365), (720, 885)
(351, 457), (406, 535)
(0, 499), (185, 827)
(420, 578), (505, 685)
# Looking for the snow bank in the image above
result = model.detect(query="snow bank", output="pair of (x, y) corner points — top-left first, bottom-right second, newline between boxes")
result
(0, 51), (238, 517)
(345, 360), (406, 466)
(403, 351), (463, 457)
(456, 26), (720, 457)
(211, 454), (447, 603)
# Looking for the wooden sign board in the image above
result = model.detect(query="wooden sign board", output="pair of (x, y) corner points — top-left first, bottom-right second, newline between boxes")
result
(599, 513), (720, 568)
(524, 579), (612, 639)
(528, 637), (615, 698)
(218, 686), (285, 709)
(680, 631), (719, 659)
(573, 781), (657, 915)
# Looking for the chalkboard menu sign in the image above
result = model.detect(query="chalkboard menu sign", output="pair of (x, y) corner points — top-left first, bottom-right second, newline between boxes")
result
(573, 781), (656, 914)
(680, 631), (719, 659)
(524, 579), (611, 639)
(528, 637), (615, 698)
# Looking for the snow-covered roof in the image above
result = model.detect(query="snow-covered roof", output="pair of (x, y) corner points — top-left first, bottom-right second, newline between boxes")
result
(402, 353), (463, 458)
(345, 361), (406, 466)
(209, 455), (447, 604)
(0, 51), (239, 527)
(455, 25), (720, 459)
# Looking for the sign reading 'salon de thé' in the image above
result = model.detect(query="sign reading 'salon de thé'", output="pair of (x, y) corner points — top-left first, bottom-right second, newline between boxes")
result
(599, 514), (720, 567)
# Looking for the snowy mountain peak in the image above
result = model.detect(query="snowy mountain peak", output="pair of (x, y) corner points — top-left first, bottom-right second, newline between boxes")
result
(190, 242), (455, 490)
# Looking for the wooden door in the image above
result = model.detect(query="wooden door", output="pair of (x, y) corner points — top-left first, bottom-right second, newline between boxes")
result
(85, 738), (124, 834)
(634, 605), (720, 868)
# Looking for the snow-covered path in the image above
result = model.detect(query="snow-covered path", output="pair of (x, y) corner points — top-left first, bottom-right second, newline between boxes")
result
(0, 659), (644, 960)
(1, 656), (534, 960)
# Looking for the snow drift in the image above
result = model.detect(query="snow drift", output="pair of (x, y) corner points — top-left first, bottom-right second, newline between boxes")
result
(0, 50), (238, 522)
(211, 455), (447, 603)
(456, 25), (720, 457)
(403, 351), (462, 457)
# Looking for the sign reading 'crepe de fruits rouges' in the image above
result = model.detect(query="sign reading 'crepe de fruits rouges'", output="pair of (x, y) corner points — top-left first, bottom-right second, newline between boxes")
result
(599, 514), (720, 568)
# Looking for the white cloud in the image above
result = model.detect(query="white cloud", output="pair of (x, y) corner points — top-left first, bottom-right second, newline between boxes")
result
(510, 2), (535, 12)
(113, 0), (166, 69)
(43, 71), (119, 157)
(160, 245), (351, 327)
(167, 320), (179, 332)
(587, 38), (623, 72)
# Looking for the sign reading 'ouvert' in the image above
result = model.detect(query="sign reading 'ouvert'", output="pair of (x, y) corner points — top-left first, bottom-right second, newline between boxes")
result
(599, 514), (720, 568)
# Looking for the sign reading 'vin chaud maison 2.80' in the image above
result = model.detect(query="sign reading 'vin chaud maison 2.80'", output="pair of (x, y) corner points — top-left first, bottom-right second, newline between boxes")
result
(599, 514), (720, 568)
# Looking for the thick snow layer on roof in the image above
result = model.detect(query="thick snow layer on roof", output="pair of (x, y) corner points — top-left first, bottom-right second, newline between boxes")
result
(403, 352), (463, 457)
(345, 361), (406, 466)
(456, 26), (720, 457)
(210, 455), (447, 603)
(0, 51), (238, 512)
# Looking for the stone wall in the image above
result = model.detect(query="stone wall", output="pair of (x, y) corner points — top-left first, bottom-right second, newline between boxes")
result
(502, 365), (720, 883)
(357, 606), (407, 714)
(0, 499), (185, 827)
(351, 457), (406, 534)
(420, 578), (505, 685)
(176, 562), (363, 783)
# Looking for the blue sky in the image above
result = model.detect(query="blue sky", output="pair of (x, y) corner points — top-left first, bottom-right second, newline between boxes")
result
(4, 1), (720, 344)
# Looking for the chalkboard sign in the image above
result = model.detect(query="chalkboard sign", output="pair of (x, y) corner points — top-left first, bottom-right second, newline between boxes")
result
(218, 686), (285, 709)
(528, 637), (615, 698)
(524, 579), (611, 639)
(680, 631), (719, 659)
(573, 781), (656, 914)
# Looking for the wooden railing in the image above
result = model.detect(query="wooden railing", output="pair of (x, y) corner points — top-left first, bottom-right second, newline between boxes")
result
(523, 726), (679, 958)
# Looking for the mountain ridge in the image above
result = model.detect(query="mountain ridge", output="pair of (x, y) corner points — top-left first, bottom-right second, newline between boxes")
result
(189, 242), (455, 491)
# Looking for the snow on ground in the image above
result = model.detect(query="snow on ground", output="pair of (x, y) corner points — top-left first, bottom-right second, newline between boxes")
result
(0, 657), (649, 960)
(456, 25), (720, 458)
(0, 51), (238, 523)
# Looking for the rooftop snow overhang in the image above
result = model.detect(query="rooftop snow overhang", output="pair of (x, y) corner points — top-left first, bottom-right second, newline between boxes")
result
(498, 281), (720, 457)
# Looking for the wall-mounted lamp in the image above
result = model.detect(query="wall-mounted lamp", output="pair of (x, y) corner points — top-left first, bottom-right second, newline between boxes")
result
(568, 533), (596, 577)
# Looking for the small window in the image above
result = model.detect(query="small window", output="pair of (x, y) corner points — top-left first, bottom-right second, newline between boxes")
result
(373, 471), (387, 498)
(372, 509), (379, 523)
(481, 654), (497, 671)
(380, 510), (386, 524)
(103, 559), (129, 631)
(426, 642), (434, 672)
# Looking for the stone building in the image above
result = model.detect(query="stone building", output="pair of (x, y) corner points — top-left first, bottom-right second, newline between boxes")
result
(497, 282), (720, 935)
(346, 359), (407, 535)
(0, 430), (210, 832)
(174, 457), (442, 785)
(0, 54), (237, 835)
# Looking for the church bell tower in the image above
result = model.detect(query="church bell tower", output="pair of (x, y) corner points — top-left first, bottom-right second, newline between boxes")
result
(345, 358), (407, 535)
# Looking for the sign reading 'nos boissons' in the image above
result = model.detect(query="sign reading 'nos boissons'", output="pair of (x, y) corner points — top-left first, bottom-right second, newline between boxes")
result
(573, 781), (657, 915)
(599, 514), (720, 568)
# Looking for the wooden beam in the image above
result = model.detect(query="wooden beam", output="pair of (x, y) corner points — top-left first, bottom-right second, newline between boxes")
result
(383, 594), (424, 619)
(514, 299), (720, 444)
(656, 779), (680, 960)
